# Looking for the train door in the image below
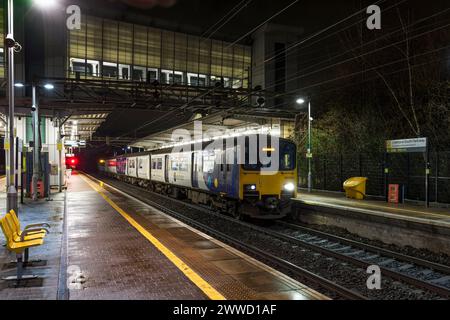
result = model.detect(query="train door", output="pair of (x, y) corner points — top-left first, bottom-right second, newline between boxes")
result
(225, 148), (233, 196)
(192, 152), (199, 188)
(164, 155), (169, 183)
(220, 150), (227, 193)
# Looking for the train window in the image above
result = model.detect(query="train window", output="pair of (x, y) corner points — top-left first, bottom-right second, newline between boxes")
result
(179, 162), (188, 172)
(279, 141), (296, 171)
(139, 158), (146, 170)
(241, 138), (296, 171)
(152, 161), (157, 170)
(242, 139), (259, 171)
(157, 159), (163, 170)
(203, 152), (215, 173)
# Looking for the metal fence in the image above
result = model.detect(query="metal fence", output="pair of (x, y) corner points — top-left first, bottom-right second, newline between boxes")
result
(299, 151), (450, 204)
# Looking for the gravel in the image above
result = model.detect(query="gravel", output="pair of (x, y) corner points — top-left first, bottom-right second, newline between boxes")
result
(290, 221), (450, 267)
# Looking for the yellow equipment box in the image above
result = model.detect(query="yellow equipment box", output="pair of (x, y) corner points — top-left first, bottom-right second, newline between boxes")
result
(343, 177), (368, 200)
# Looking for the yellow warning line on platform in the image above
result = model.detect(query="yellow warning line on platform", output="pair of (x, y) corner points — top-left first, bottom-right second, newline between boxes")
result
(80, 173), (226, 301)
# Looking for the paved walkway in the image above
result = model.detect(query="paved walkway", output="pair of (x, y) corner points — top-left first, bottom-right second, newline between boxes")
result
(0, 174), (327, 300)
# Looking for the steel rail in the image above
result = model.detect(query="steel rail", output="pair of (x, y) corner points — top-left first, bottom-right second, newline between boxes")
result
(276, 220), (450, 275)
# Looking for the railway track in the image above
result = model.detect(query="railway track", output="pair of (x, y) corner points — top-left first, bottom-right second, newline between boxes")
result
(268, 221), (450, 298)
(89, 173), (450, 299)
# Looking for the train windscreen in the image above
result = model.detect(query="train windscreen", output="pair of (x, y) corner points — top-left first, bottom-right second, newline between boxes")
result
(242, 139), (296, 171)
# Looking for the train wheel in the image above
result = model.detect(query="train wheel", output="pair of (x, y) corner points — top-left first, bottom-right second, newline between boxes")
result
(232, 205), (245, 221)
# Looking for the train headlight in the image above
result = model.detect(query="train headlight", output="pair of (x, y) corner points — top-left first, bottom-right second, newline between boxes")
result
(283, 182), (295, 192)
(244, 184), (257, 191)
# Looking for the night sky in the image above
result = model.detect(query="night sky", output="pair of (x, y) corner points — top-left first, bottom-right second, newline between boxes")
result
(77, 0), (450, 42)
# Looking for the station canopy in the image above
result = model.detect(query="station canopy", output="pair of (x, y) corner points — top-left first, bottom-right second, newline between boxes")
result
(131, 111), (292, 151)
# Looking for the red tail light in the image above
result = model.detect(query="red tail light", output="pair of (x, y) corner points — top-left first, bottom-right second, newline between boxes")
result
(66, 157), (78, 166)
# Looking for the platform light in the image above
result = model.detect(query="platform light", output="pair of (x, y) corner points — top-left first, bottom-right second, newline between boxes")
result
(296, 98), (306, 105)
(33, 0), (58, 8)
(43, 83), (54, 90)
(14, 83), (24, 88)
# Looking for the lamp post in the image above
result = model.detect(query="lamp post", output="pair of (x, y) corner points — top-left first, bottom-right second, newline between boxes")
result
(6, 0), (18, 213)
(31, 85), (39, 201)
(297, 98), (313, 193)
(57, 117), (63, 193)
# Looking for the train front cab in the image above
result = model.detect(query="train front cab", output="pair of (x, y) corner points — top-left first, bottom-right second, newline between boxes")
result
(239, 138), (297, 219)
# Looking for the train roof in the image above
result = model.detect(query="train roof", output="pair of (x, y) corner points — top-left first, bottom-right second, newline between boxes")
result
(106, 135), (295, 160)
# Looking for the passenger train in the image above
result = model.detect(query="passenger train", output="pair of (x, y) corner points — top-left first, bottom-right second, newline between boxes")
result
(99, 135), (298, 219)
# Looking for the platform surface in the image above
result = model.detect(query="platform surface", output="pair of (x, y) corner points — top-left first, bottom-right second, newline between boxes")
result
(294, 191), (450, 228)
(0, 174), (327, 300)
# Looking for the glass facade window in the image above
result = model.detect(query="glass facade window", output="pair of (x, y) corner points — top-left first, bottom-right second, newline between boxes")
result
(67, 15), (251, 88)
(103, 62), (118, 78)
(161, 70), (183, 85)
(147, 68), (158, 83)
(133, 66), (146, 81)
(211, 75), (230, 88)
(188, 73), (206, 86)
(119, 64), (130, 80)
